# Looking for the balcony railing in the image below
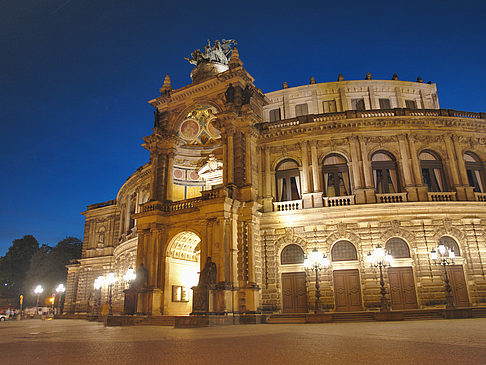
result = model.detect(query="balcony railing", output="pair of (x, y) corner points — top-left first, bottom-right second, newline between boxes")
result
(273, 200), (303, 212)
(376, 193), (408, 203)
(323, 195), (356, 207)
(474, 192), (486, 202)
(257, 108), (486, 131)
(427, 192), (456, 202)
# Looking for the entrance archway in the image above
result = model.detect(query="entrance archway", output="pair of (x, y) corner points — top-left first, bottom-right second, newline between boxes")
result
(164, 231), (201, 315)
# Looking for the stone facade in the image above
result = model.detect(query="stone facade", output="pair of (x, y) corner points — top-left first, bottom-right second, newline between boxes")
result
(65, 44), (486, 317)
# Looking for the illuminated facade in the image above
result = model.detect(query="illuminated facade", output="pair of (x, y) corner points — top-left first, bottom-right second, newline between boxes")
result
(65, 42), (486, 317)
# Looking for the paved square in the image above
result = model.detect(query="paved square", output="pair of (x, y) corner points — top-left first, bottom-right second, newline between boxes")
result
(1, 318), (485, 364)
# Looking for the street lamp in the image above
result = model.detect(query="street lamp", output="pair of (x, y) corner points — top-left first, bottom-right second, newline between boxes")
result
(56, 284), (66, 315)
(94, 275), (104, 316)
(430, 243), (455, 309)
(367, 245), (393, 312)
(34, 285), (44, 316)
(106, 272), (117, 315)
(123, 267), (136, 288)
(304, 248), (330, 314)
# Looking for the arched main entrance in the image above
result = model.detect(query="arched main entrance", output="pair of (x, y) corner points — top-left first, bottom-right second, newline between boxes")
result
(164, 231), (201, 315)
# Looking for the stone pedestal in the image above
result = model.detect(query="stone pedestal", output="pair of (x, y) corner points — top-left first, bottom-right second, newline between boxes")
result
(192, 286), (209, 314)
(137, 288), (163, 316)
(123, 289), (137, 315)
(417, 186), (429, 201)
(464, 186), (476, 201)
(455, 186), (467, 201)
(239, 286), (260, 313)
(405, 186), (419, 202)
(263, 197), (273, 212)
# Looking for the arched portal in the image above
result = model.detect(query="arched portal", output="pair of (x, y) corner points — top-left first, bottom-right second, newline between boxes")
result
(164, 231), (201, 315)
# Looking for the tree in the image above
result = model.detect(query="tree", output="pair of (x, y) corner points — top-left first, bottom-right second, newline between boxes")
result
(24, 237), (81, 305)
(0, 235), (39, 297)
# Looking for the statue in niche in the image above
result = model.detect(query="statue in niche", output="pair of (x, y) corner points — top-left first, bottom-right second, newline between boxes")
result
(225, 83), (235, 104)
(241, 85), (253, 105)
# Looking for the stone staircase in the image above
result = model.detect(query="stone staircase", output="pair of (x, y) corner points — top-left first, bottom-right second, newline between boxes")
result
(136, 316), (176, 326)
(265, 314), (307, 324)
(402, 309), (444, 321)
(472, 307), (486, 318)
(331, 311), (375, 322)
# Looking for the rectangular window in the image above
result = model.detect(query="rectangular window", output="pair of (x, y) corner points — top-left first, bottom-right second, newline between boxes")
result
(172, 285), (189, 302)
(323, 100), (337, 113)
(351, 98), (365, 111)
(295, 103), (308, 117)
(379, 98), (391, 109)
(405, 99), (417, 109)
(269, 108), (281, 122)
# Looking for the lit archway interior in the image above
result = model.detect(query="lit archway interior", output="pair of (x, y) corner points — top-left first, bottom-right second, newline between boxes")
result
(165, 231), (201, 315)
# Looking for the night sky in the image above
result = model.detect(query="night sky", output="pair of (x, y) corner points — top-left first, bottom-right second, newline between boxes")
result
(1, 0), (485, 254)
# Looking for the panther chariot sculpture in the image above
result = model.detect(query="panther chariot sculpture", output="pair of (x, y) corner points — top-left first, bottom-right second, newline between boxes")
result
(185, 39), (237, 82)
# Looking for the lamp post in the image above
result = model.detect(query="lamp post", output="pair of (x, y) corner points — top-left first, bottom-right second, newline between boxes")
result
(367, 245), (393, 312)
(106, 272), (117, 315)
(123, 267), (136, 288)
(430, 244), (455, 309)
(94, 275), (104, 317)
(34, 285), (44, 316)
(56, 284), (66, 315)
(304, 248), (330, 314)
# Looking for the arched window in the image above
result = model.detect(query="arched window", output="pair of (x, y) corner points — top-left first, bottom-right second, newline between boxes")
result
(464, 152), (485, 193)
(331, 240), (358, 261)
(276, 159), (301, 201)
(438, 236), (461, 256)
(281, 244), (305, 264)
(372, 151), (400, 193)
(385, 238), (410, 258)
(323, 154), (351, 197)
(420, 150), (446, 192)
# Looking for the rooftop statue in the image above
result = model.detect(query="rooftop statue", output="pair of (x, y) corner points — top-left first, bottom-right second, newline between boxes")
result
(185, 39), (237, 67)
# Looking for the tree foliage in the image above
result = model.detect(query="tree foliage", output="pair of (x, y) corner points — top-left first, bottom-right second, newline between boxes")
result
(0, 235), (81, 305)
(0, 235), (39, 296)
(24, 237), (81, 303)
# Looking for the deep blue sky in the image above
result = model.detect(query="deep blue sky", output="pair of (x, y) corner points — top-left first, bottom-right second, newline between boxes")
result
(1, 0), (485, 254)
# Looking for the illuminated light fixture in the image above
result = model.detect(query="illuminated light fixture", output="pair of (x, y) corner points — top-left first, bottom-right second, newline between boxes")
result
(304, 248), (330, 314)
(367, 245), (393, 312)
(123, 267), (136, 283)
(430, 244), (455, 309)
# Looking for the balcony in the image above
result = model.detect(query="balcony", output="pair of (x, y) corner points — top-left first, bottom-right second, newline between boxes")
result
(427, 192), (456, 202)
(474, 192), (486, 202)
(323, 195), (355, 207)
(376, 193), (408, 203)
(273, 200), (303, 212)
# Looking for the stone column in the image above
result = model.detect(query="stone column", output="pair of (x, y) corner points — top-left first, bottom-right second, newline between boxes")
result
(452, 136), (475, 200)
(398, 134), (417, 201)
(263, 146), (273, 212)
(349, 136), (363, 197)
(368, 86), (378, 109)
(358, 137), (376, 203)
(310, 141), (323, 207)
(408, 135), (428, 201)
(300, 142), (310, 194)
(445, 135), (467, 200)
(227, 131), (234, 184)
(445, 135), (461, 186)
(166, 150), (175, 201)
(150, 153), (159, 201)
